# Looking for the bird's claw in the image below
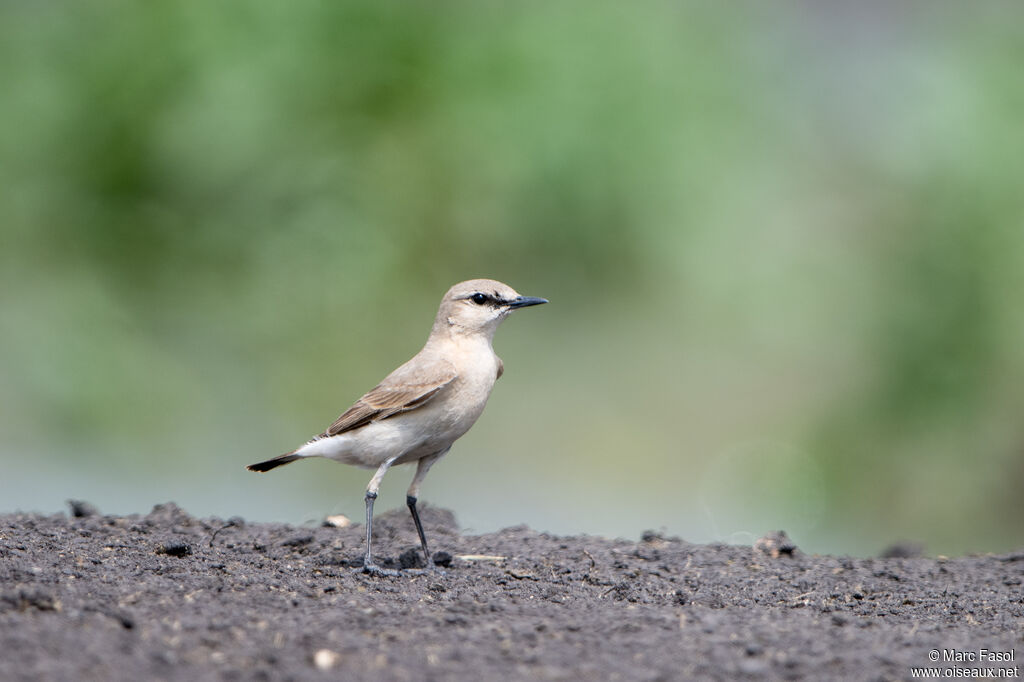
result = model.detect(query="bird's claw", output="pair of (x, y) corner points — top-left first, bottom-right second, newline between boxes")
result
(359, 563), (400, 577)
(402, 565), (448, 577)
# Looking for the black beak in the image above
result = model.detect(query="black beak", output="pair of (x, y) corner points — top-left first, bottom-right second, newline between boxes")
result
(507, 296), (548, 309)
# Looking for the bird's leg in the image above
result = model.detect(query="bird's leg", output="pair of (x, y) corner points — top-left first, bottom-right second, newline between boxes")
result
(363, 491), (379, 568)
(406, 449), (447, 567)
(360, 456), (399, 577)
(406, 495), (429, 564)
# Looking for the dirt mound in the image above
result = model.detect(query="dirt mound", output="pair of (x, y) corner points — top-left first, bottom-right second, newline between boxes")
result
(1, 502), (1021, 680)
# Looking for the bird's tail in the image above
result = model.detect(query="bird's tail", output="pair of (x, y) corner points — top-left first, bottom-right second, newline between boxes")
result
(246, 452), (301, 473)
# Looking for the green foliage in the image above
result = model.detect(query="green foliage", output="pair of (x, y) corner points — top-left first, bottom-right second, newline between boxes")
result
(1, 2), (1022, 555)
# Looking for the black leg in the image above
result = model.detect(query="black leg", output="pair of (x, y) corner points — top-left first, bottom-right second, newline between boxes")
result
(407, 495), (431, 566)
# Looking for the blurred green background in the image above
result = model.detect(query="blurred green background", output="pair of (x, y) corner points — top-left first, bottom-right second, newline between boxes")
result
(2, 2), (1022, 557)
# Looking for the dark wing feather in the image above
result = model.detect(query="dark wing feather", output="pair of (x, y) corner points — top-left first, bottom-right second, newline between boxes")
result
(322, 363), (457, 437)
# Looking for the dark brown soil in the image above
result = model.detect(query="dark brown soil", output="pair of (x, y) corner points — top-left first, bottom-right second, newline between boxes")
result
(1, 502), (1022, 681)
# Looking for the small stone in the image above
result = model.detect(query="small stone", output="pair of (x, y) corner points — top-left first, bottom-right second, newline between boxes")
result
(399, 548), (423, 569)
(754, 531), (798, 558)
(67, 500), (99, 518)
(313, 649), (341, 670)
(156, 543), (192, 557)
(323, 515), (352, 528)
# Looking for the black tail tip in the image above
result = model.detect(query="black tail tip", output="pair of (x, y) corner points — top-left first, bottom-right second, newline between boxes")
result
(246, 454), (300, 473)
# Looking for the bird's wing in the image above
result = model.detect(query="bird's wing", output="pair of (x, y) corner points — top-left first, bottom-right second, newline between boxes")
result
(322, 360), (457, 437)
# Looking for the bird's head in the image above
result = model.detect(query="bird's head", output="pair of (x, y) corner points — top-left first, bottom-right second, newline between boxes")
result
(434, 279), (547, 339)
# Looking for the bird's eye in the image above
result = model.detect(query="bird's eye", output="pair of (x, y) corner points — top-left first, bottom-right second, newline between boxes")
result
(470, 293), (488, 305)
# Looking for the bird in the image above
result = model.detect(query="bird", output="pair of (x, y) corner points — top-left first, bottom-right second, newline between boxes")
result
(247, 279), (548, 575)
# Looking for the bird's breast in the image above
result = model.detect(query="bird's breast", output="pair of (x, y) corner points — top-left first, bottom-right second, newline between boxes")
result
(384, 360), (497, 465)
(447, 351), (500, 420)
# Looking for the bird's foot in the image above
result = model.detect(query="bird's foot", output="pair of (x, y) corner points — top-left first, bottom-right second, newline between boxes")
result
(401, 564), (448, 577)
(358, 562), (400, 578)
(402, 550), (452, 575)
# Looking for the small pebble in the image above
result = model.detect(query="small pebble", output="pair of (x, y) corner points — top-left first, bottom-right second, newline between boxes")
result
(313, 649), (341, 670)
(754, 531), (798, 558)
(156, 543), (192, 557)
(399, 548), (423, 569)
(67, 500), (99, 518)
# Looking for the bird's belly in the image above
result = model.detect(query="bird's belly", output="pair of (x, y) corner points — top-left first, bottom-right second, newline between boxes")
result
(308, 395), (488, 468)
(390, 393), (489, 464)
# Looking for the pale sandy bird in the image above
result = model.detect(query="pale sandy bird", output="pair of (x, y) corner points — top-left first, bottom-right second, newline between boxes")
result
(247, 279), (547, 574)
